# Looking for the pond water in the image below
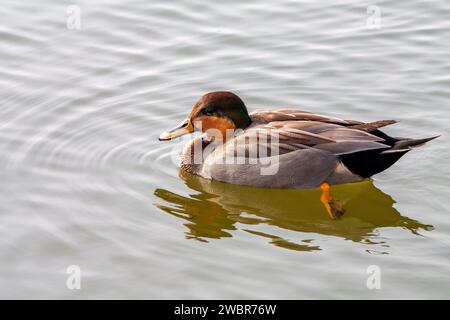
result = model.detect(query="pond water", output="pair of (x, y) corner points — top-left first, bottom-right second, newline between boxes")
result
(0, 0), (449, 299)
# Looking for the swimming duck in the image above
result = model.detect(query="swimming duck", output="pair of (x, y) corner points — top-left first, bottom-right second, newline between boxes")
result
(159, 91), (437, 192)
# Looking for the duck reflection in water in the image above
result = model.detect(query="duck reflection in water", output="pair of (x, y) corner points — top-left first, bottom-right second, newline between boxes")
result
(154, 171), (432, 252)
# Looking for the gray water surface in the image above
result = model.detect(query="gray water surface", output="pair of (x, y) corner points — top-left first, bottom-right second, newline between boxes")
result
(0, 0), (449, 299)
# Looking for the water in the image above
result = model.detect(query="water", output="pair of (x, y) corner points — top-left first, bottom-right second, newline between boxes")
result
(0, 0), (449, 299)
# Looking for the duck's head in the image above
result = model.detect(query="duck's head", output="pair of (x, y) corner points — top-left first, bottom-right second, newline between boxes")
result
(159, 91), (252, 141)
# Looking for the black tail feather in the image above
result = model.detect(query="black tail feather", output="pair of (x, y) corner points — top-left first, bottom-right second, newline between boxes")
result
(342, 148), (410, 178)
(392, 135), (440, 150)
(342, 135), (438, 178)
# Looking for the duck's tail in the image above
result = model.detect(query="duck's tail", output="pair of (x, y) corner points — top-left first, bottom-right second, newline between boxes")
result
(342, 135), (439, 178)
(389, 135), (440, 151)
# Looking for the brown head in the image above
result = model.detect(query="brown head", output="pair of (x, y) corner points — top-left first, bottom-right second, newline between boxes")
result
(159, 91), (252, 141)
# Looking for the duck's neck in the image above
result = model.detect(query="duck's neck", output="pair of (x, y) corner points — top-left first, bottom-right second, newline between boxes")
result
(180, 136), (212, 174)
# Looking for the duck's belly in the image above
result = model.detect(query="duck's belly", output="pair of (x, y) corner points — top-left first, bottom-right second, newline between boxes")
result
(199, 150), (364, 189)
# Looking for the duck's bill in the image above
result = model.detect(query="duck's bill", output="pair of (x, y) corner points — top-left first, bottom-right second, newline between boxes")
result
(159, 119), (194, 141)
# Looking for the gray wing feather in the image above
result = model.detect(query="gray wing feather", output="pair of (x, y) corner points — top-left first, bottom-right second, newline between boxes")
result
(318, 128), (385, 142)
(314, 141), (390, 155)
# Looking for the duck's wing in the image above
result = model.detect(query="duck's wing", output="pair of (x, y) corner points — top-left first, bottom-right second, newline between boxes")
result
(250, 109), (398, 130)
(241, 120), (392, 157)
(248, 108), (401, 154)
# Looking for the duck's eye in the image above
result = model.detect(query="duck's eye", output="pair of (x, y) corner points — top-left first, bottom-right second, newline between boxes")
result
(203, 108), (215, 116)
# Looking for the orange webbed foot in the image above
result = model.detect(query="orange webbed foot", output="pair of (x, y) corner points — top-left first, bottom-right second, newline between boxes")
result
(320, 183), (346, 219)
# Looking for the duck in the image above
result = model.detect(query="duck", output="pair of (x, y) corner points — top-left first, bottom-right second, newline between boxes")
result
(159, 91), (437, 192)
